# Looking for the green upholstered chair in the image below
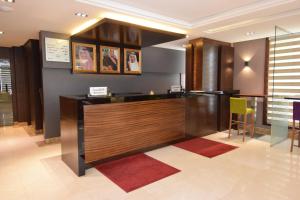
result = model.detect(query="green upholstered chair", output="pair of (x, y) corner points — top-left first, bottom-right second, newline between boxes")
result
(228, 97), (255, 142)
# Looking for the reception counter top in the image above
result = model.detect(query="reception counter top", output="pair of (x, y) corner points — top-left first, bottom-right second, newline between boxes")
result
(60, 91), (238, 176)
(61, 93), (185, 105)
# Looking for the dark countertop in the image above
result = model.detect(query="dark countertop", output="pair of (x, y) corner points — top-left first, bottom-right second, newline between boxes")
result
(61, 93), (185, 105)
(60, 90), (240, 105)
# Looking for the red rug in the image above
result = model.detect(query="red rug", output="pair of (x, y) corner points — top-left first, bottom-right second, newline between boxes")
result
(95, 153), (180, 192)
(174, 137), (237, 158)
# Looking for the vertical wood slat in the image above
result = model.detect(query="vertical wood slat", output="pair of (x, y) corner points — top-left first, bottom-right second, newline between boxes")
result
(84, 98), (186, 163)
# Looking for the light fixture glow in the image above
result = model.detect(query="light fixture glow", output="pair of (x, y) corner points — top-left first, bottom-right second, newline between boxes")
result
(246, 31), (255, 36)
(101, 12), (187, 34)
(71, 18), (99, 35)
(0, 31), (4, 35)
(1, 0), (15, 3)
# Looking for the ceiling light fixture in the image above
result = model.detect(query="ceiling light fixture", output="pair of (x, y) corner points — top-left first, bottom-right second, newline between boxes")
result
(246, 31), (255, 36)
(75, 12), (88, 18)
(0, 31), (4, 35)
(1, 0), (15, 3)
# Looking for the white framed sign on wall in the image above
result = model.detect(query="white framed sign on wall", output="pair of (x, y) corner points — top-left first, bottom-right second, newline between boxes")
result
(45, 37), (70, 62)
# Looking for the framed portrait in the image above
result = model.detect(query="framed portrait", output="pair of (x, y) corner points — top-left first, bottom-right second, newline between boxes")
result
(124, 48), (142, 74)
(72, 42), (97, 73)
(100, 46), (120, 74)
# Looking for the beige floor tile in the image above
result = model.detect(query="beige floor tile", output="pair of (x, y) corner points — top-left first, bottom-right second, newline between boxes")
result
(1, 126), (300, 200)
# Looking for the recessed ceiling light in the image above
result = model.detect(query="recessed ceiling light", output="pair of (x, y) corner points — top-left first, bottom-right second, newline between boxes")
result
(0, 31), (4, 35)
(1, 0), (15, 3)
(246, 31), (255, 36)
(75, 12), (88, 18)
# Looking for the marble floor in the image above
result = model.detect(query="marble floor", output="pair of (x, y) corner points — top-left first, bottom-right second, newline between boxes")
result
(0, 125), (300, 200)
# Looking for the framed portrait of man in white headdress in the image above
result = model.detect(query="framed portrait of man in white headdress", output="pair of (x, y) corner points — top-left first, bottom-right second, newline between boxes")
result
(124, 48), (142, 74)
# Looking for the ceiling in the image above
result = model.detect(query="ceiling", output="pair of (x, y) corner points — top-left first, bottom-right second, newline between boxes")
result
(1, 0), (300, 49)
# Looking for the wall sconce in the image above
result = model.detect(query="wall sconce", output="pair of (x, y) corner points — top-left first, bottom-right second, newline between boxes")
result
(244, 61), (249, 67)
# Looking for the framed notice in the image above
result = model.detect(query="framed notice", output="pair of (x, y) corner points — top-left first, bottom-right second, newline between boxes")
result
(45, 37), (70, 62)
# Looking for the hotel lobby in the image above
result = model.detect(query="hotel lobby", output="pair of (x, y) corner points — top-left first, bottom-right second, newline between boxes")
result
(1, 0), (300, 199)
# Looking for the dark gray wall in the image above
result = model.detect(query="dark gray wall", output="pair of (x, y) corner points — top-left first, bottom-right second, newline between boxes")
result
(40, 31), (185, 139)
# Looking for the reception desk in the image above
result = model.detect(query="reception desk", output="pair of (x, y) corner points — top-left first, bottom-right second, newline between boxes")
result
(60, 92), (237, 176)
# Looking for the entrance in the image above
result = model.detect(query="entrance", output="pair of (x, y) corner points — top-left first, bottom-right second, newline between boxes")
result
(0, 59), (13, 126)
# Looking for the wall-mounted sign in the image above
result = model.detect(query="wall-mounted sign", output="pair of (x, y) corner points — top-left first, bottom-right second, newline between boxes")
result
(45, 37), (70, 62)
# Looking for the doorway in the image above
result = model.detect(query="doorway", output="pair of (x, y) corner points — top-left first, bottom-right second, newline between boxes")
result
(0, 59), (13, 126)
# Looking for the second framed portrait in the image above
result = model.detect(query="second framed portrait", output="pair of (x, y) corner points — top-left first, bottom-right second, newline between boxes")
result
(72, 42), (97, 73)
(100, 46), (121, 74)
(124, 48), (142, 74)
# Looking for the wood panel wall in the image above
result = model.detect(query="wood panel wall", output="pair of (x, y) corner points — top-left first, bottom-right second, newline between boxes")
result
(24, 40), (43, 130)
(185, 37), (233, 91)
(218, 46), (234, 91)
(11, 47), (30, 123)
(83, 98), (186, 163)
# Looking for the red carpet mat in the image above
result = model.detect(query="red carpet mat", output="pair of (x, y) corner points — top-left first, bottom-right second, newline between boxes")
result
(174, 138), (237, 158)
(95, 153), (180, 192)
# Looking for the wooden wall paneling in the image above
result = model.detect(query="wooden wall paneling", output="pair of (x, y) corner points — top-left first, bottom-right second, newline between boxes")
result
(60, 97), (85, 176)
(218, 46), (234, 91)
(12, 47), (30, 123)
(185, 95), (218, 136)
(83, 98), (186, 163)
(24, 40), (43, 130)
(185, 44), (193, 91)
(193, 41), (203, 90)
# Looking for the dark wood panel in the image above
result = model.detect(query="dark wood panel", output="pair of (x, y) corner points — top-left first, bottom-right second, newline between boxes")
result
(185, 44), (193, 91)
(193, 41), (203, 90)
(218, 46), (234, 91)
(84, 98), (186, 163)
(185, 95), (218, 137)
(11, 47), (30, 123)
(218, 95), (231, 131)
(72, 18), (186, 48)
(24, 40), (43, 130)
(60, 97), (85, 176)
(186, 37), (233, 91)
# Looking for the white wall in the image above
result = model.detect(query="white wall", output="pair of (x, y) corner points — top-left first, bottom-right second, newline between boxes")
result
(233, 38), (267, 95)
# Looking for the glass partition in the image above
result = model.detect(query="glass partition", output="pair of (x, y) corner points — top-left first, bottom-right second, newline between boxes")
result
(0, 59), (13, 126)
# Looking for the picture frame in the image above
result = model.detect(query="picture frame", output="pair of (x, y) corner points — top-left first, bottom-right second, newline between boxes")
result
(100, 46), (121, 74)
(72, 42), (97, 73)
(124, 48), (142, 74)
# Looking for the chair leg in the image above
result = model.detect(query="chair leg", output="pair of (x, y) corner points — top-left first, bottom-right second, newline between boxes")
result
(237, 114), (240, 135)
(291, 120), (295, 152)
(243, 114), (247, 142)
(251, 112), (255, 138)
(228, 112), (232, 139)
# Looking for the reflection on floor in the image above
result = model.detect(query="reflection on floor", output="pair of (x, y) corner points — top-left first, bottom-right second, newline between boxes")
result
(0, 125), (299, 200)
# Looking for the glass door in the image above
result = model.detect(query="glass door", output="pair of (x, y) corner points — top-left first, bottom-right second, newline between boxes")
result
(0, 59), (13, 126)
